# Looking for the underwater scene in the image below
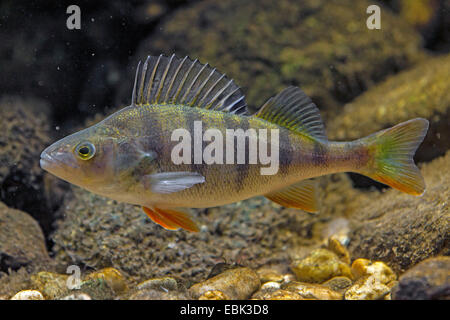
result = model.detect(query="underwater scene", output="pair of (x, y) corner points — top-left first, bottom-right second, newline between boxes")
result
(0, 0), (448, 302)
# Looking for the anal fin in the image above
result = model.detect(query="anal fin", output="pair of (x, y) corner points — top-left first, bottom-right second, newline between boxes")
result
(265, 179), (318, 213)
(142, 206), (199, 232)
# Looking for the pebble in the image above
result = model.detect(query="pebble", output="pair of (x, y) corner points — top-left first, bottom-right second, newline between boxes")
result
(328, 237), (351, 265)
(392, 256), (450, 300)
(31, 271), (69, 299)
(136, 277), (178, 291)
(261, 281), (281, 291)
(252, 289), (306, 300)
(323, 276), (353, 292)
(291, 249), (352, 283)
(256, 268), (285, 284)
(128, 289), (189, 300)
(61, 293), (92, 300)
(189, 267), (261, 300)
(284, 281), (343, 300)
(199, 290), (229, 300)
(344, 276), (391, 300)
(10, 290), (44, 300)
(84, 267), (128, 294)
(351, 259), (396, 284)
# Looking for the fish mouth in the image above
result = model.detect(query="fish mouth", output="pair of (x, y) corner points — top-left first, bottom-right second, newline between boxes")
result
(40, 151), (55, 171)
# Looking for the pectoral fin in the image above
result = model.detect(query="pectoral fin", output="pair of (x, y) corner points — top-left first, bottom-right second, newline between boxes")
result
(144, 171), (205, 194)
(143, 206), (199, 232)
(265, 179), (318, 213)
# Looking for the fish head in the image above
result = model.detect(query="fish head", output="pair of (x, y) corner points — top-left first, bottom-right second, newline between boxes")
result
(40, 126), (117, 191)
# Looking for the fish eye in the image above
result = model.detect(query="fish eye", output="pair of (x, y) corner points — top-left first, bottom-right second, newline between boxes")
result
(75, 141), (96, 160)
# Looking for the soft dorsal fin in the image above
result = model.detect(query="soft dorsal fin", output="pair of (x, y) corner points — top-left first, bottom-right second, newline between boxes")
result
(255, 86), (327, 140)
(131, 54), (248, 115)
(265, 179), (318, 213)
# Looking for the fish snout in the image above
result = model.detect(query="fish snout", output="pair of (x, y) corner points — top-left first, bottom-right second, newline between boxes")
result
(40, 143), (79, 172)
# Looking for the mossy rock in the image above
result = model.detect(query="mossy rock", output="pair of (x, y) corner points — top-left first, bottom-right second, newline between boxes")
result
(327, 54), (450, 162)
(136, 0), (425, 113)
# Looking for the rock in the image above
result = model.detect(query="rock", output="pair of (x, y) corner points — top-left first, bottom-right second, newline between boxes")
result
(260, 281), (282, 291)
(133, 0), (424, 114)
(344, 276), (391, 300)
(0, 201), (51, 272)
(128, 289), (189, 300)
(347, 151), (450, 273)
(256, 268), (285, 284)
(84, 268), (128, 294)
(199, 290), (229, 300)
(327, 54), (450, 163)
(0, 96), (62, 238)
(327, 237), (351, 265)
(136, 277), (178, 291)
(77, 277), (116, 300)
(284, 281), (343, 300)
(393, 256), (450, 300)
(291, 249), (352, 283)
(189, 267), (260, 300)
(323, 276), (353, 293)
(252, 289), (305, 300)
(30, 271), (69, 299)
(61, 293), (92, 300)
(351, 259), (397, 284)
(10, 290), (44, 300)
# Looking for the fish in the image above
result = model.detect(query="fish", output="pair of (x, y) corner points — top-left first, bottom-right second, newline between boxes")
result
(40, 54), (429, 232)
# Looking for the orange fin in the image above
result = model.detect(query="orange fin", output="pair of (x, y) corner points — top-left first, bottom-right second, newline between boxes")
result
(265, 179), (318, 213)
(142, 206), (199, 232)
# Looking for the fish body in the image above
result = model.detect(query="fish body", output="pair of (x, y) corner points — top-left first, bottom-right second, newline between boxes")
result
(41, 55), (429, 232)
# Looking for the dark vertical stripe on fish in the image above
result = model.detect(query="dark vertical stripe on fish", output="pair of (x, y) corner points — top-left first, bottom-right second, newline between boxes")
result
(231, 115), (250, 193)
(279, 129), (293, 176)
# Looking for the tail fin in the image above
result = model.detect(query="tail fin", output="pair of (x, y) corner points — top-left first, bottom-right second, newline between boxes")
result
(359, 118), (429, 196)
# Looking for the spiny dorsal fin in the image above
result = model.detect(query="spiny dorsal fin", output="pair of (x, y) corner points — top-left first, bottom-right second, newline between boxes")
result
(265, 179), (318, 213)
(255, 86), (327, 140)
(131, 54), (248, 115)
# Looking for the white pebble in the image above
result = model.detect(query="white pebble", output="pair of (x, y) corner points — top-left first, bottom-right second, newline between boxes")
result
(261, 281), (281, 290)
(61, 293), (92, 300)
(10, 290), (44, 300)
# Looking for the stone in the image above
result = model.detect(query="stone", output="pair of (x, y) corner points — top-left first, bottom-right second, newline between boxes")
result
(344, 276), (391, 300)
(260, 281), (281, 291)
(252, 289), (306, 300)
(291, 249), (352, 283)
(128, 289), (189, 300)
(327, 237), (351, 265)
(284, 281), (343, 300)
(30, 271), (69, 300)
(323, 276), (353, 292)
(136, 277), (178, 291)
(10, 290), (44, 300)
(0, 96), (62, 238)
(189, 267), (260, 300)
(351, 259), (397, 284)
(198, 290), (229, 300)
(347, 151), (450, 273)
(84, 267), (128, 294)
(60, 293), (92, 300)
(393, 256), (450, 300)
(0, 201), (50, 272)
(256, 268), (285, 284)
